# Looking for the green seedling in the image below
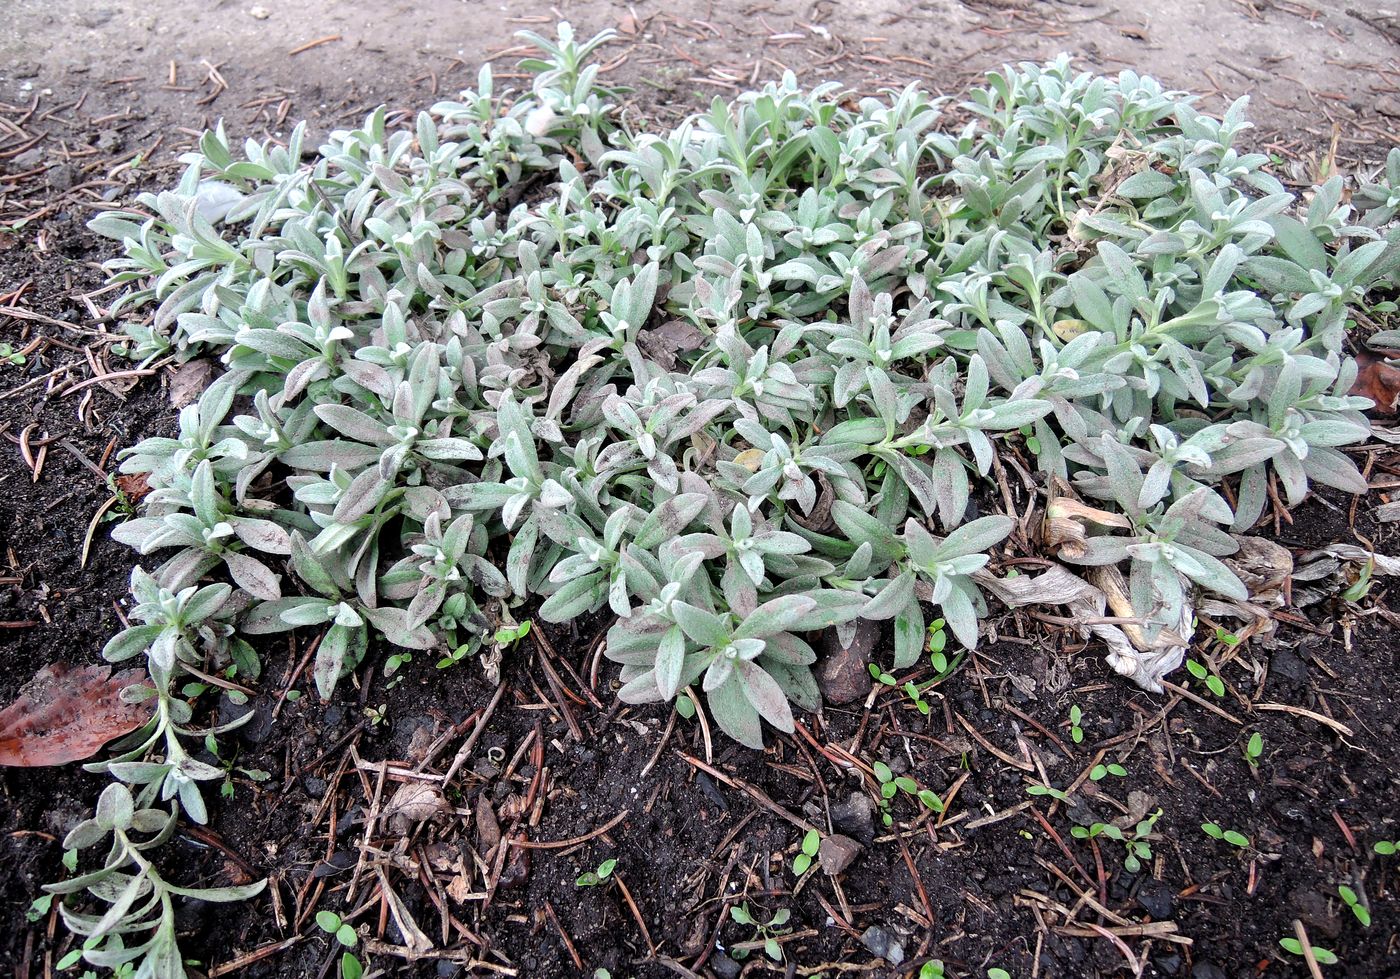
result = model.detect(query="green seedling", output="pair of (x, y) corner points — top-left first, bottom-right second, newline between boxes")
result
(1213, 626), (1240, 646)
(1244, 731), (1263, 767)
(1026, 782), (1069, 802)
(1341, 558), (1375, 602)
(793, 829), (820, 875)
(1089, 763), (1127, 781)
(384, 649), (413, 677)
(869, 662), (897, 687)
(0, 342), (25, 366)
(871, 761), (945, 827)
(1201, 822), (1250, 848)
(341, 952), (363, 979)
(316, 910), (358, 948)
(1279, 937), (1338, 965)
(494, 618), (532, 646)
(576, 858), (617, 887)
(27, 894), (52, 922)
(1069, 704), (1084, 744)
(1375, 839), (1398, 855)
(1339, 885), (1371, 927)
(1073, 809), (1160, 873)
(1186, 659), (1226, 697)
(729, 904), (790, 962)
(877, 619), (966, 716)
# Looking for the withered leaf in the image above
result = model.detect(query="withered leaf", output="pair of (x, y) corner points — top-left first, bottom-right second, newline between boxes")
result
(1349, 349), (1400, 415)
(168, 358), (215, 409)
(0, 662), (148, 767)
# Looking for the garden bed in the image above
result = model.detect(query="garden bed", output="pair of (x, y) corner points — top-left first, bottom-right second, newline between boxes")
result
(3, 5), (1399, 979)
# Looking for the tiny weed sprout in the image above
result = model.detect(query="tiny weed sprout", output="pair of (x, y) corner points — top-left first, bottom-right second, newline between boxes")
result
(1213, 625), (1240, 646)
(1376, 839), (1399, 855)
(1186, 658), (1227, 697)
(1280, 937), (1339, 966)
(1026, 781), (1070, 802)
(988, 970), (1012, 979)
(919, 962), (947, 978)
(871, 760), (945, 824)
(927, 617), (949, 668)
(793, 828), (821, 875)
(576, 857), (617, 887)
(1245, 731), (1264, 767)
(902, 679), (932, 715)
(1089, 762), (1128, 781)
(1069, 704), (1085, 744)
(53, 17), (1400, 972)
(729, 904), (791, 962)
(1341, 557), (1376, 602)
(675, 694), (697, 719)
(340, 952), (363, 979)
(26, 894), (52, 922)
(1202, 822), (1250, 848)
(316, 910), (358, 948)
(869, 662), (898, 687)
(0, 342), (26, 366)
(1338, 885), (1372, 927)
(494, 618), (532, 647)
(1073, 809), (1160, 873)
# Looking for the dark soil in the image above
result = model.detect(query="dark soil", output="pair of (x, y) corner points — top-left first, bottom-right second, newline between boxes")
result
(4, 4), (1400, 978)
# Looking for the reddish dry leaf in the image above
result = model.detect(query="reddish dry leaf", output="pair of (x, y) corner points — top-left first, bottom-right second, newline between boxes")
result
(115, 472), (151, 503)
(1349, 349), (1400, 415)
(0, 662), (149, 767)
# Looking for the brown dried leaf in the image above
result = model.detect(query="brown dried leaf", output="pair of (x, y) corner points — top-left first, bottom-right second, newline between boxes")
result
(168, 358), (214, 408)
(1350, 349), (1400, 415)
(385, 781), (447, 832)
(0, 663), (148, 767)
(1042, 497), (1132, 558)
(115, 472), (151, 503)
(476, 798), (502, 855)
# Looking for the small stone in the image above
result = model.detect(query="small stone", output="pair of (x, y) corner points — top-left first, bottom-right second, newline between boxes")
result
(1271, 648), (1308, 684)
(860, 925), (905, 966)
(830, 791), (876, 844)
(711, 953), (742, 979)
(818, 834), (862, 875)
(1292, 889), (1341, 939)
(47, 163), (77, 192)
(816, 619), (880, 704)
(77, 7), (115, 28)
(1135, 878), (1174, 919)
(249, 5), (271, 18)
(1153, 952), (1183, 975)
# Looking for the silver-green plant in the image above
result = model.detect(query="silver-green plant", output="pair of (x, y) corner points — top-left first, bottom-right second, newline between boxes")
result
(56, 26), (1400, 975)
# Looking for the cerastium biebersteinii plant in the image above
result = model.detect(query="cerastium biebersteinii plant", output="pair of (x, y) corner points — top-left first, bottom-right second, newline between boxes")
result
(47, 21), (1398, 975)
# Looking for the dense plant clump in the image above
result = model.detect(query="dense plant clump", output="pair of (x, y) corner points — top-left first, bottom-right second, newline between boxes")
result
(46, 22), (1399, 975)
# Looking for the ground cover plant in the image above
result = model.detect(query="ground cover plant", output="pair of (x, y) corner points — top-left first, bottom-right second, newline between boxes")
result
(38, 21), (1400, 976)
